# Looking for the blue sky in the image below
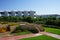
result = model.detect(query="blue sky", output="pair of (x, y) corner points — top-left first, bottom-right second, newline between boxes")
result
(0, 0), (60, 15)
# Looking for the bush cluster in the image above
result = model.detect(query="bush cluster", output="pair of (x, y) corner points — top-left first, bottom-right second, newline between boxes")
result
(0, 16), (60, 29)
(0, 16), (34, 23)
(11, 24), (44, 33)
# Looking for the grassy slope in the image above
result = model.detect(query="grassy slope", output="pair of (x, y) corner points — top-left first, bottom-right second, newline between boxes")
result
(45, 27), (60, 35)
(20, 35), (59, 40)
(14, 31), (32, 36)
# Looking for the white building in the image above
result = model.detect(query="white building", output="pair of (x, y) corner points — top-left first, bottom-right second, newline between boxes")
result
(0, 11), (36, 17)
(16, 11), (22, 17)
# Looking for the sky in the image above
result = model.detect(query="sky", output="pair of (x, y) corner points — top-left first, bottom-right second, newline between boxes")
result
(0, 0), (60, 15)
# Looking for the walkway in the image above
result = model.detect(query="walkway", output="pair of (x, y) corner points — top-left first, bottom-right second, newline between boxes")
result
(0, 32), (60, 40)
(40, 32), (60, 39)
(0, 33), (42, 40)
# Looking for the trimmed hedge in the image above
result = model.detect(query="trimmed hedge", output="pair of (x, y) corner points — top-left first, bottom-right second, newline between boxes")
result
(43, 25), (60, 29)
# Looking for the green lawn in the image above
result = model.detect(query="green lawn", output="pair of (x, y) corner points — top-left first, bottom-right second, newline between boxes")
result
(45, 27), (60, 35)
(14, 31), (32, 36)
(20, 35), (59, 40)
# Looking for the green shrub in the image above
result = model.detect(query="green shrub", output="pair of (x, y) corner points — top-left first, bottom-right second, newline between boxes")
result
(43, 25), (60, 29)
(28, 29), (38, 33)
(35, 21), (45, 24)
(19, 25), (39, 33)
(11, 26), (22, 33)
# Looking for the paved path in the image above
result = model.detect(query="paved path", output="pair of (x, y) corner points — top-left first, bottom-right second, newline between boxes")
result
(0, 32), (60, 40)
(40, 32), (60, 39)
(0, 33), (42, 40)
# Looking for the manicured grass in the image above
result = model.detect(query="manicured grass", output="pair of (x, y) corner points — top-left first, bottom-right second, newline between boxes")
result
(14, 31), (32, 36)
(20, 35), (59, 40)
(45, 27), (60, 35)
